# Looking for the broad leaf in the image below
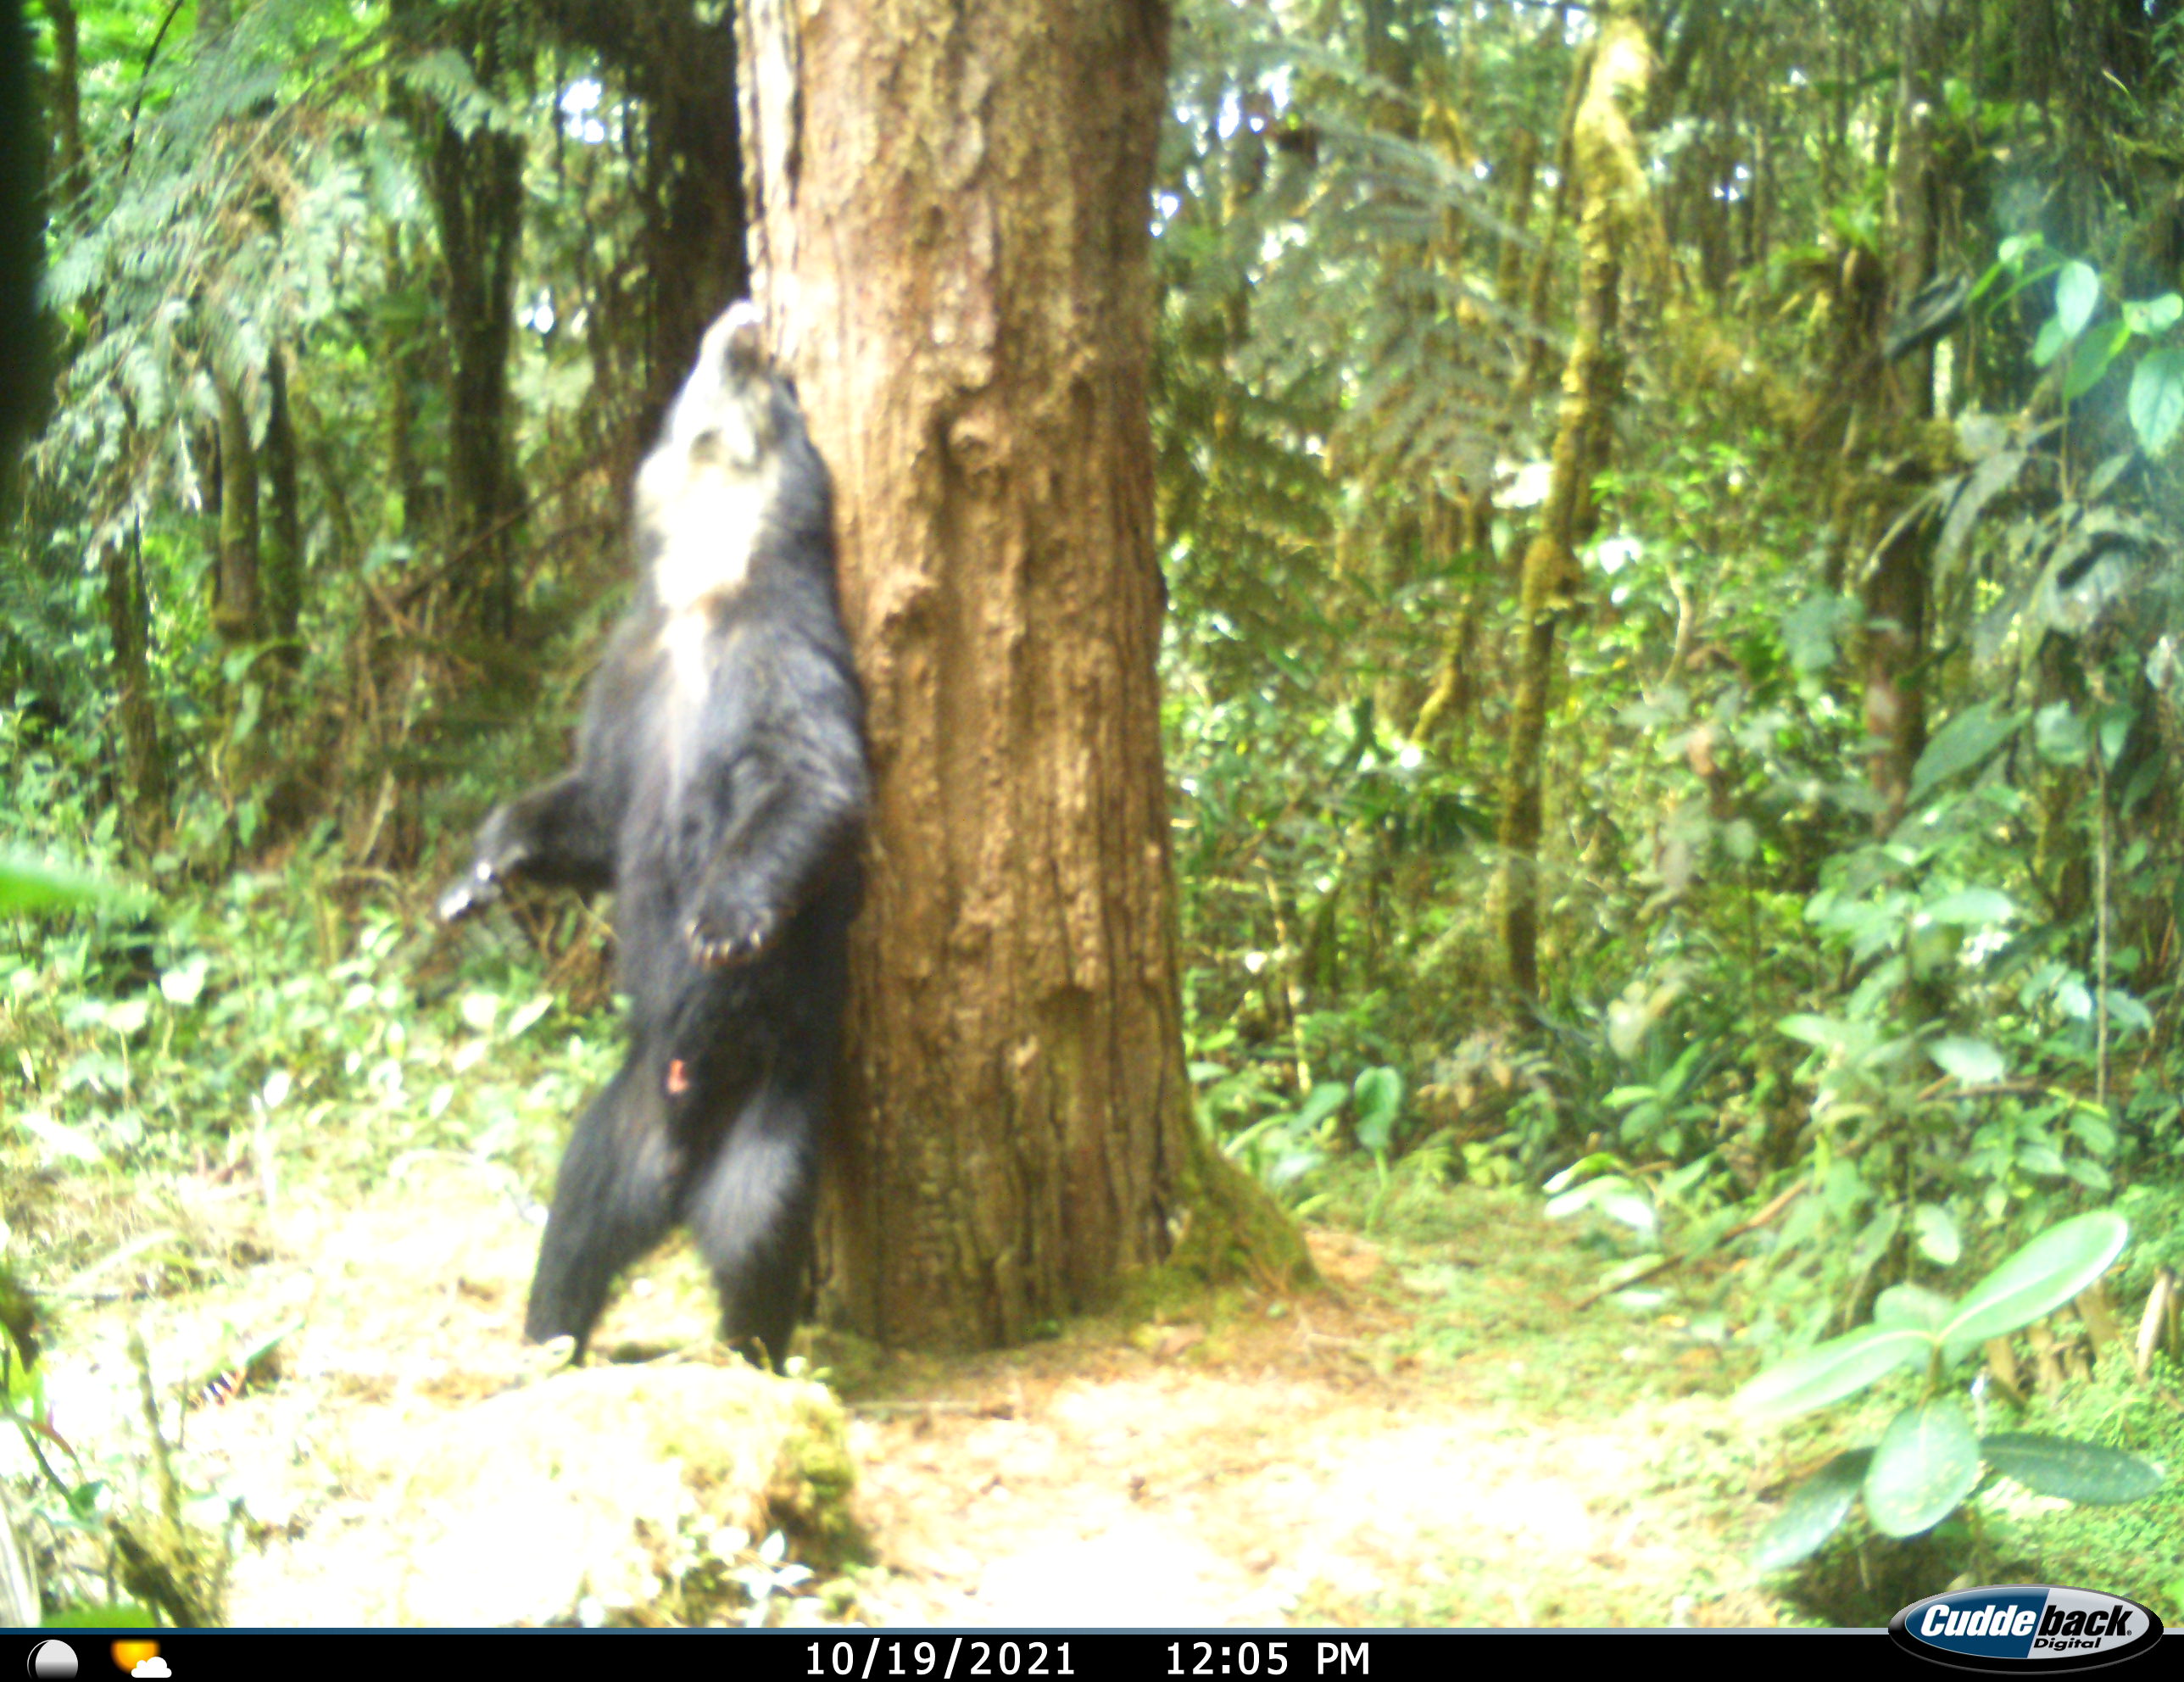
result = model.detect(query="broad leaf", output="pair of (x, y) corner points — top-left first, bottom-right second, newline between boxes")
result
(2054, 260), (2101, 339)
(2121, 292), (2182, 335)
(1929, 1037), (2005, 1084)
(1752, 1449), (1874, 1572)
(1981, 1434), (2164, 1505)
(1908, 703), (2021, 802)
(2034, 702), (2090, 765)
(1924, 888), (2015, 927)
(2063, 321), (2128, 400)
(1352, 1066), (1402, 1153)
(1873, 1284), (1953, 1333)
(0, 855), (114, 912)
(2128, 346), (2184, 455)
(1295, 1082), (1350, 1130)
(1865, 1400), (1983, 1537)
(1736, 1326), (1931, 1421)
(1935, 448), (2025, 575)
(1912, 1203), (1962, 1266)
(1941, 1211), (2129, 1357)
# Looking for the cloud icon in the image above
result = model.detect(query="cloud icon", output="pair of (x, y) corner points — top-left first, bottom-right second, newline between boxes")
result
(131, 1663), (170, 1679)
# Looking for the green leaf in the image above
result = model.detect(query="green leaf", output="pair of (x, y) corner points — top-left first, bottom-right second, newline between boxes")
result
(17, 1110), (104, 1165)
(1735, 1325), (1931, 1421)
(1777, 1013), (1847, 1051)
(2034, 702), (2090, 765)
(1752, 1450), (1873, 1572)
(38, 1604), (163, 1629)
(2064, 321), (2129, 400)
(2032, 315), (2069, 369)
(1866, 1400), (1983, 1536)
(1940, 1211), (2130, 1357)
(1908, 703), (2021, 802)
(1352, 1066), (1402, 1154)
(159, 956), (209, 1007)
(505, 994), (555, 1039)
(1545, 1175), (1656, 1237)
(1913, 1203), (1963, 1266)
(1873, 1284), (1953, 1332)
(0, 855), (116, 912)
(1981, 1434), (2165, 1505)
(2054, 261), (2101, 338)
(1295, 1082), (1349, 1130)
(2128, 346), (2184, 455)
(1924, 888), (2015, 927)
(2121, 292), (2182, 336)
(1930, 1037), (2006, 1084)
(1542, 1152), (1625, 1194)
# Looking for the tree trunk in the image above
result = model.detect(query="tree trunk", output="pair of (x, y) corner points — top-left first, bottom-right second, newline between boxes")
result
(39, 0), (81, 202)
(535, 0), (749, 456)
(1490, 10), (1652, 1005)
(381, 225), (429, 541)
(1864, 0), (1944, 832)
(262, 345), (303, 664)
(401, 0), (526, 639)
(739, 0), (1307, 1351)
(103, 531), (166, 838)
(210, 376), (260, 646)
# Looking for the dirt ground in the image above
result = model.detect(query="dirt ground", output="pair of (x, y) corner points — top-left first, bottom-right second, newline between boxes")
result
(29, 1157), (1791, 1628)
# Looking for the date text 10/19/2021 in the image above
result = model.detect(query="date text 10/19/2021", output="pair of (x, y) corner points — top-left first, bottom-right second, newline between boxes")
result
(804, 1640), (1373, 1677)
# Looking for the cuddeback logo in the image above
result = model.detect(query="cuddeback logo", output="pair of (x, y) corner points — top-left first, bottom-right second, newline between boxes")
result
(1888, 1585), (2164, 1671)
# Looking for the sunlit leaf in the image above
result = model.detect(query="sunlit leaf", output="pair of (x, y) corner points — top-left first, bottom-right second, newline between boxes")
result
(2128, 346), (2184, 454)
(2121, 292), (2182, 335)
(0, 855), (114, 912)
(1873, 1284), (1952, 1332)
(1865, 1400), (1982, 1536)
(1929, 1037), (2005, 1085)
(1352, 1065), (1401, 1153)
(1912, 1204), (1962, 1266)
(1752, 1450), (1873, 1572)
(1981, 1434), (2164, 1505)
(1735, 1326), (1930, 1421)
(1908, 703), (2021, 802)
(2053, 261), (2101, 339)
(1940, 1211), (2129, 1357)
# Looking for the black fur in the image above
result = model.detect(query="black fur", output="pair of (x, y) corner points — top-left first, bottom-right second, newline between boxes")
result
(443, 304), (867, 1367)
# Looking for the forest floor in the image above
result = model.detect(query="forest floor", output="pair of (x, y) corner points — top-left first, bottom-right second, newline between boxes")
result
(32, 1156), (1808, 1628)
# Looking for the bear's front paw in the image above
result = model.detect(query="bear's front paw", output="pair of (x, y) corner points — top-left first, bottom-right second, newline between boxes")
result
(437, 859), (503, 924)
(686, 900), (776, 969)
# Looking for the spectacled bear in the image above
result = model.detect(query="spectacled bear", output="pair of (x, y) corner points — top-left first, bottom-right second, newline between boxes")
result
(440, 304), (867, 1368)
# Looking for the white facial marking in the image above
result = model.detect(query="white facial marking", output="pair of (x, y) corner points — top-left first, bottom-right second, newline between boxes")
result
(637, 306), (779, 617)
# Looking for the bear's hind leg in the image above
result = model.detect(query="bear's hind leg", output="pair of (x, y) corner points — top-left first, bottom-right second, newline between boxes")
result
(525, 1051), (683, 1352)
(682, 1072), (823, 1370)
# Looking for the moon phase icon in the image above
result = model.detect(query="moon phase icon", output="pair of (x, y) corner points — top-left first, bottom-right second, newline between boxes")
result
(26, 1642), (78, 1680)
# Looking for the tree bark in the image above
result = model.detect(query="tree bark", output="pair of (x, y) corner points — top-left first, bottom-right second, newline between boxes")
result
(535, 0), (749, 443)
(1863, 0), (1944, 832)
(103, 530), (166, 838)
(38, 0), (81, 203)
(1490, 9), (1652, 1005)
(399, 0), (527, 639)
(210, 376), (260, 646)
(262, 344), (303, 664)
(739, 0), (1306, 1350)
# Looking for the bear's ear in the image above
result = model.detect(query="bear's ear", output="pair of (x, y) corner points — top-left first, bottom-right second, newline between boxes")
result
(723, 301), (765, 376)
